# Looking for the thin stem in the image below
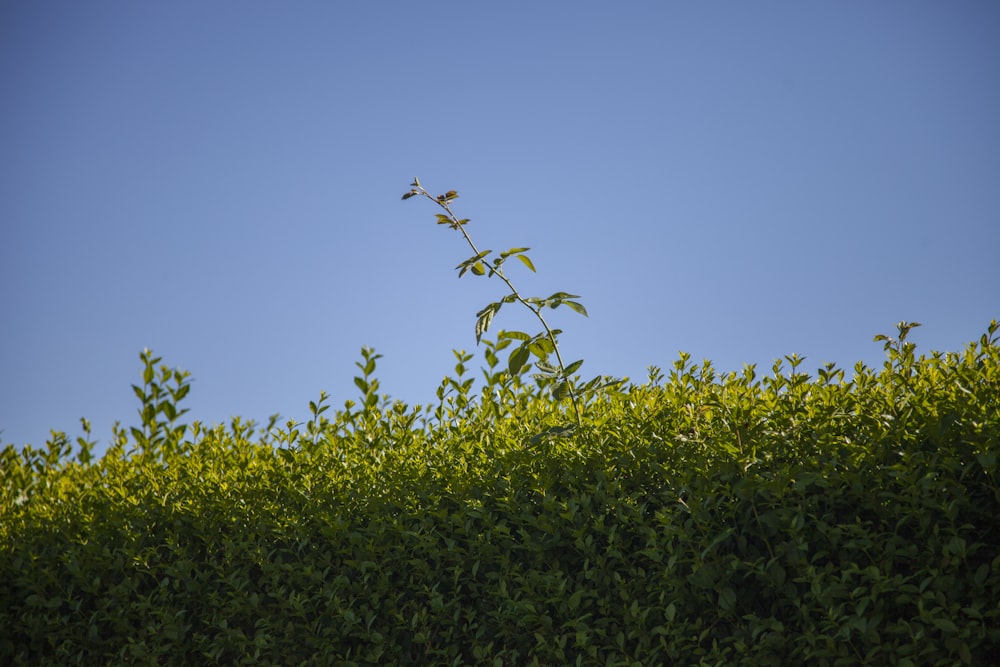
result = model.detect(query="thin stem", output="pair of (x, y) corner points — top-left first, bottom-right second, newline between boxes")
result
(413, 186), (583, 426)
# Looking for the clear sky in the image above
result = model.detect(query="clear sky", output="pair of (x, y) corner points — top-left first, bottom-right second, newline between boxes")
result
(2, 1), (998, 452)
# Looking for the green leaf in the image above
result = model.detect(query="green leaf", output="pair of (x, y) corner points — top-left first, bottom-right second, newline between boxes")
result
(501, 247), (530, 257)
(535, 360), (560, 375)
(528, 423), (577, 444)
(516, 254), (536, 272)
(508, 346), (530, 376)
(476, 303), (501, 342)
(499, 330), (531, 341)
(931, 617), (958, 633)
(532, 337), (556, 356)
(552, 380), (570, 401)
(457, 250), (492, 277)
(563, 300), (588, 317)
(564, 359), (584, 375)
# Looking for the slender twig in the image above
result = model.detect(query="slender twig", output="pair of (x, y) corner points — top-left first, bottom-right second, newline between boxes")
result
(406, 183), (584, 426)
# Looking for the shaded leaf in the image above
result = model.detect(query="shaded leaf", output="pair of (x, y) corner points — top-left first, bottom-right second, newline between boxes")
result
(552, 380), (570, 401)
(476, 303), (501, 342)
(528, 423), (577, 445)
(508, 345), (530, 376)
(535, 360), (560, 375)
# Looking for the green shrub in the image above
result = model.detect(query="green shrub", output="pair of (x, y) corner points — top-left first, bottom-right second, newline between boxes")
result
(2, 319), (997, 665)
(2, 185), (997, 664)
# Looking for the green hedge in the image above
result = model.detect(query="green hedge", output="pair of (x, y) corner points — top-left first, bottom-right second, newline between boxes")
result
(2, 323), (998, 665)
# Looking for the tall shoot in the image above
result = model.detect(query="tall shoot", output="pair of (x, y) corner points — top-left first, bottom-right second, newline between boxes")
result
(403, 178), (590, 427)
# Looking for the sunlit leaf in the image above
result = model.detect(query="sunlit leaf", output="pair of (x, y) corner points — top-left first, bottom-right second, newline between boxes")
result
(500, 247), (530, 258)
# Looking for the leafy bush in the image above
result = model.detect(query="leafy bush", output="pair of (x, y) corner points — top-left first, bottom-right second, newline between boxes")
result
(2, 319), (997, 665)
(2, 185), (997, 664)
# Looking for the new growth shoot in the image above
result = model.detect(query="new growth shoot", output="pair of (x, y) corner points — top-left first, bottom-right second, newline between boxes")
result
(403, 178), (591, 428)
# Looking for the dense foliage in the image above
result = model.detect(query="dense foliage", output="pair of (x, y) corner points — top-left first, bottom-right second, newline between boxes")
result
(2, 321), (998, 665)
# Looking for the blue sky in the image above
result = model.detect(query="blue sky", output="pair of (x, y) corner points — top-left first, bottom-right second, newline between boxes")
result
(2, 1), (998, 452)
